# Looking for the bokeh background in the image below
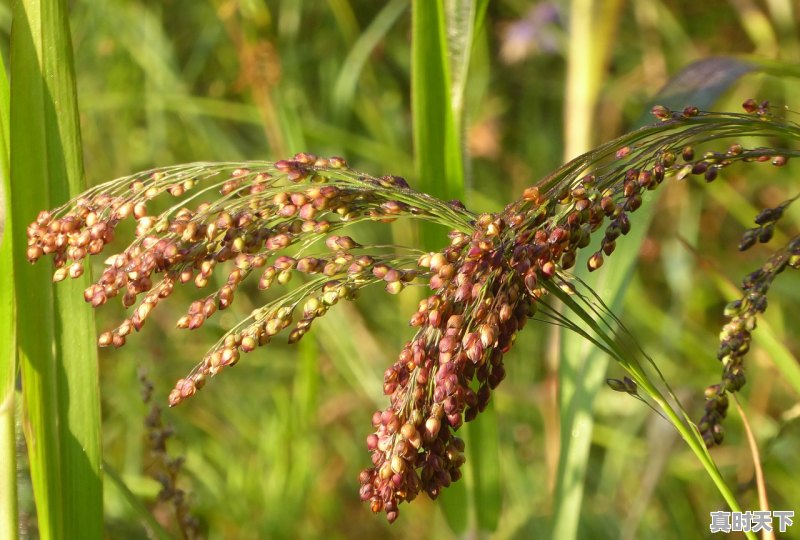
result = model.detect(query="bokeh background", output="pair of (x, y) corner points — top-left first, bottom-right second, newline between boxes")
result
(5, 1), (800, 538)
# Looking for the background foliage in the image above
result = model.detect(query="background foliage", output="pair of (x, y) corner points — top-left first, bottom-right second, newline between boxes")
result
(2, 1), (799, 539)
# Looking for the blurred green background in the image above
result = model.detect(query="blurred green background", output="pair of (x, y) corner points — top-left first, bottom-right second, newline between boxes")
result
(5, 1), (800, 538)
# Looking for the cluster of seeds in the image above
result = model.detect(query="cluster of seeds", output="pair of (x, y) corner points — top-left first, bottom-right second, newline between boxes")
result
(355, 98), (800, 519)
(358, 215), (531, 521)
(26, 102), (800, 522)
(739, 197), (795, 251)
(700, 215), (800, 447)
(25, 154), (462, 405)
(169, 241), (424, 407)
(495, 101), (798, 457)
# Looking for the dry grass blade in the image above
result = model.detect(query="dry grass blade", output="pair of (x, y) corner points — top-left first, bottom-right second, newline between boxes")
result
(734, 396), (774, 540)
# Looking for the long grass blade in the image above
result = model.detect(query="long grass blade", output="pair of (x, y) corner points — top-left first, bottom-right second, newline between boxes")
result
(10, 1), (102, 538)
(638, 56), (800, 126)
(546, 279), (757, 540)
(551, 1), (623, 537)
(0, 41), (18, 540)
(412, 2), (466, 530)
(551, 43), (783, 539)
(332, 0), (407, 113)
(412, 0), (465, 249)
(412, 0), (498, 533)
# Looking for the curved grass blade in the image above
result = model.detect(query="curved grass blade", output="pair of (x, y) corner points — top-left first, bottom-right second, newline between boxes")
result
(552, 52), (788, 540)
(333, 0), (407, 113)
(638, 55), (800, 126)
(545, 277), (757, 540)
(642, 57), (755, 115)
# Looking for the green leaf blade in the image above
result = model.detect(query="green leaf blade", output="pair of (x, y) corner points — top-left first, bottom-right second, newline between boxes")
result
(0, 32), (18, 540)
(10, 1), (102, 538)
